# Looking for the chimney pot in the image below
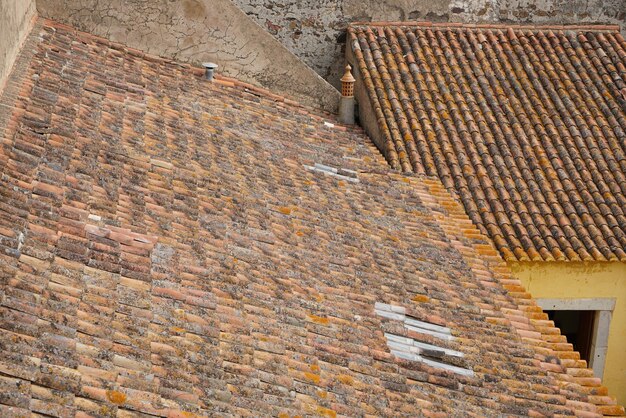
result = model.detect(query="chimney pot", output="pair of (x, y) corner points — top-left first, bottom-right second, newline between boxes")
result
(202, 62), (218, 81)
(339, 64), (356, 125)
(340, 64), (356, 97)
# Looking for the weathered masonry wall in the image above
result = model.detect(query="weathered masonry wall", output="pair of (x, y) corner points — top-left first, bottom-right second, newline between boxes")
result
(0, 0), (37, 93)
(35, 0), (340, 112)
(232, 0), (625, 88)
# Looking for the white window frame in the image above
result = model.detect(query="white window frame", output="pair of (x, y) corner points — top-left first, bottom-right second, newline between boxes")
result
(536, 298), (615, 379)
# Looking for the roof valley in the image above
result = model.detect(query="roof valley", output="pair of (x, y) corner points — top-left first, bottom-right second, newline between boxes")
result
(418, 177), (622, 414)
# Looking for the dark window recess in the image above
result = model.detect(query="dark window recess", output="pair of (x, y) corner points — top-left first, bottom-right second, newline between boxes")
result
(546, 310), (595, 362)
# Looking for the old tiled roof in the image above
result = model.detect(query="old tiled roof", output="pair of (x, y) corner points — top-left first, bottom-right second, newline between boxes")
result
(349, 22), (626, 262)
(0, 19), (624, 417)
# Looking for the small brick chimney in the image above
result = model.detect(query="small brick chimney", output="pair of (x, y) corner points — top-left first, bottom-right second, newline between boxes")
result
(338, 64), (355, 124)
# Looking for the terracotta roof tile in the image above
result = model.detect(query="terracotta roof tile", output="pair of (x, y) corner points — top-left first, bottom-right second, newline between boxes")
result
(0, 19), (623, 416)
(350, 23), (626, 262)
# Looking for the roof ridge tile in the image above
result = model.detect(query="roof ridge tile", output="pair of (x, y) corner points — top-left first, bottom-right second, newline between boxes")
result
(350, 21), (622, 33)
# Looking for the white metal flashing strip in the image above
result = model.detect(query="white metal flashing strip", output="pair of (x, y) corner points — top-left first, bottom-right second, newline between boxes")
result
(385, 333), (464, 357)
(304, 163), (360, 183)
(375, 302), (474, 377)
(375, 302), (454, 341)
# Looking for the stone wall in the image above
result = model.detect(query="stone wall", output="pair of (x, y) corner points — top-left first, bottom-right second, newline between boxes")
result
(472, 0), (625, 26)
(233, 0), (625, 88)
(0, 0), (37, 93)
(35, 0), (340, 112)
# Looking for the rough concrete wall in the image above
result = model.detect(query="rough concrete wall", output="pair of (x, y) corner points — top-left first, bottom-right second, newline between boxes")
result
(233, 0), (625, 88)
(459, 0), (625, 26)
(0, 0), (37, 93)
(35, 0), (340, 112)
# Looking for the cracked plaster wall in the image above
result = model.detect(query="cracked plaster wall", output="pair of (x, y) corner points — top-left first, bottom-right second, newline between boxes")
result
(0, 0), (37, 93)
(35, 0), (340, 111)
(233, 0), (625, 88)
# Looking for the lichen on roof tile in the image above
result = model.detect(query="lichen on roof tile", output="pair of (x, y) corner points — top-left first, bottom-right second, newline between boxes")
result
(350, 22), (626, 263)
(0, 18), (622, 417)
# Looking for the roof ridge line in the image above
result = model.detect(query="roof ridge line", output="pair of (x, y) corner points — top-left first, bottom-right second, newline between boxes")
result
(211, 74), (341, 121)
(348, 20), (622, 33)
(43, 18), (195, 69)
(41, 18), (354, 126)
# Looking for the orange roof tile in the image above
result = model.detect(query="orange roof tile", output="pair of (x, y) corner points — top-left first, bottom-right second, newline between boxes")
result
(349, 23), (626, 262)
(0, 19), (623, 417)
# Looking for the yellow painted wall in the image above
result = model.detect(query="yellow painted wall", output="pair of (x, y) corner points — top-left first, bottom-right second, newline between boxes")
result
(509, 261), (626, 405)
